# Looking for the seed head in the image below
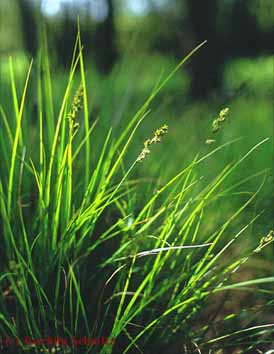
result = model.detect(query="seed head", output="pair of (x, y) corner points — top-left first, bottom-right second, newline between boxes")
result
(212, 107), (229, 133)
(67, 83), (84, 135)
(137, 124), (168, 163)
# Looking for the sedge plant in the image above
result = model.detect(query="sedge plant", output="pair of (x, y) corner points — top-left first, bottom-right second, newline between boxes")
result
(0, 26), (273, 354)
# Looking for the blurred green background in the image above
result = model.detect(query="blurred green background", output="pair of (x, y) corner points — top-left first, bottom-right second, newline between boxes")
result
(0, 0), (273, 238)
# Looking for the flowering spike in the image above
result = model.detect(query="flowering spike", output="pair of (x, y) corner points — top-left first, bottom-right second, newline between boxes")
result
(137, 124), (168, 163)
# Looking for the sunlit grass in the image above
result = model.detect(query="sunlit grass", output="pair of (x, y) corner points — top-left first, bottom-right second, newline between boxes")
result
(0, 26), (273, 354)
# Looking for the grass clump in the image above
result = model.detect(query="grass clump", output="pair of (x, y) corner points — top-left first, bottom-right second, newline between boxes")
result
(0, 28), (273, 354)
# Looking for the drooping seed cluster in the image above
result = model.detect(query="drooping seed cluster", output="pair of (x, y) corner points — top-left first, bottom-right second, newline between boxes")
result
(205, 107), (230, 144)
(254, 230), (274, 253)
(212, 107), (229, 133)
(137, 124), (168, 162)
(67, 83), (84, 135)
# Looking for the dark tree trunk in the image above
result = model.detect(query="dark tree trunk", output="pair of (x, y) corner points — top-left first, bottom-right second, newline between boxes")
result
(186, 0), (222, 99)
(56, 10), (77, 68)
(94, 0), (118, 74)
(17, 0), (38, 56)
(228, 0), (263, 57)
(185, 0), (273, 100)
